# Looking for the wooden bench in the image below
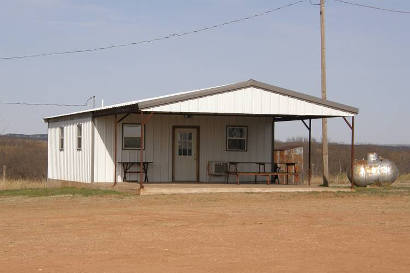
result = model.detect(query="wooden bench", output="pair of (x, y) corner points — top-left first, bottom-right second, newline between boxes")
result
(230, 171), (299, 185)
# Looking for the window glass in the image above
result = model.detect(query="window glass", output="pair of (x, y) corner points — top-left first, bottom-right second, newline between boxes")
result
(226, 126), (247, 151)
(123, 124), (142, 149)
(59, 127), (64, 150)
(77, 124), (82, 150)
(228, 127), (246, 138)
(177, 132), (193, 156)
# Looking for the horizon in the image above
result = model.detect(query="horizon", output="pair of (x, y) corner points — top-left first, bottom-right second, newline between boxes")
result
(2, 132), (410, 148)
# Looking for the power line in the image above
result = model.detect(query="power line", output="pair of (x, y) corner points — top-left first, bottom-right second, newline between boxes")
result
(0, 0), (303, 61)
(334, 0), (410, 14)
(1, 96), (95, 107)
(309, 0), (320, 6)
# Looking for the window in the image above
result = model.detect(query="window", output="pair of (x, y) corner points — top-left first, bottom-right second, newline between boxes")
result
(77, 124), (82, 150)
(177, 132), (193, 156)
(59, 127), (64, 151)
(122, 124), (143, 149)
(226, 126), (247, 151)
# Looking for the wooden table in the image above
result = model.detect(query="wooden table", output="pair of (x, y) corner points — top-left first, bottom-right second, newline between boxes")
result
(118, 161), (152, 182)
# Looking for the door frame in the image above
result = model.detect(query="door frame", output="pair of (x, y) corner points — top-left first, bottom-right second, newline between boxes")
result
(172, 125), (200, 182)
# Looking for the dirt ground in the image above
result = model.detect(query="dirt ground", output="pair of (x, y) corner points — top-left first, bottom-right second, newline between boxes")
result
(1, 192), (409, 273)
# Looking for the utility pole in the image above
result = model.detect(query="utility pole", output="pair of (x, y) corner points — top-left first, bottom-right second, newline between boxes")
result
(320, 0), (329, 187)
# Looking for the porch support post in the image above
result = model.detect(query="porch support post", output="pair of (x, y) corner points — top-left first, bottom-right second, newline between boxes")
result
(113, 114), (118, 186)
(343, 116), (355, 189)
(308, 119), (312, 186)
(139, 112), (144, 189)
(138, 111), (154, 191)
(271, 118), (276, 178)
(301, 119), (312, 186)
(351, 116), (355, 189)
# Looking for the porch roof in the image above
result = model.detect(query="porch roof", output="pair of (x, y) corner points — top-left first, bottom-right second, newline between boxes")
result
(44, 79), (358, 122)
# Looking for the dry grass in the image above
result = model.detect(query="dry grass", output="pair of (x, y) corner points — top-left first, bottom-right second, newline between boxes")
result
(398, 173), (410, 182)
(0, 187), (129, 197)
(1, 177), (410, 198)
(0, 136), (47, 180)
(0, 179), (46, 190)
(309, 174), (349, 185)
(0, 179), (124, 192)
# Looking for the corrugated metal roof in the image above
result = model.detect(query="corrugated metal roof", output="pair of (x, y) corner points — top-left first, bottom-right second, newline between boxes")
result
(44, 79), (358, 122)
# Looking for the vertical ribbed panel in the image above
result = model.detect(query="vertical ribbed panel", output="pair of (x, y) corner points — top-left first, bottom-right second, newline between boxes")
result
(107, 114), (272, 183)
(47, 115), (92, 183)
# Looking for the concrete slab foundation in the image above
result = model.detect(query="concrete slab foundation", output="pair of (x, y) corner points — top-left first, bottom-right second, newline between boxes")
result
(136, 183), (352, 195)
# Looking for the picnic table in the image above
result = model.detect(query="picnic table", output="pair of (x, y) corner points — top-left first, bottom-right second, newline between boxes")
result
(227, 161), (299, 185)
(118, 161), (152, 182)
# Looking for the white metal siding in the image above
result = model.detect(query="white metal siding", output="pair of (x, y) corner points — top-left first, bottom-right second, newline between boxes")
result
(47, 116), (92, 182)
(49, 114), (272, 183)
(93, 116), (115, 182)
(144, 87), (354, 117)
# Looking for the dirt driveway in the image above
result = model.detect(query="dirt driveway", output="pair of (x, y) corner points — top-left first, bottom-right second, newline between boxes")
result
(1, 192), (409, 273)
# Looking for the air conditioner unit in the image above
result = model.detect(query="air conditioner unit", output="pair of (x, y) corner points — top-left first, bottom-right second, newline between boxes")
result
(208, 161), (228, 176)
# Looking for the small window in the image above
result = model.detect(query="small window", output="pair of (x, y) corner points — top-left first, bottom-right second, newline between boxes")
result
(226, 126), (247, 151)
(122, 124), (143, 149)
(177, 132), (193, 156)
(77, 124), (82, 150)
(59, 127), (64, 151)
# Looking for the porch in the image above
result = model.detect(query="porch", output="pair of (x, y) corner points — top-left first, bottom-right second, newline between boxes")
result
(106, 79), (358, 188)
(112, 182), (352, 195)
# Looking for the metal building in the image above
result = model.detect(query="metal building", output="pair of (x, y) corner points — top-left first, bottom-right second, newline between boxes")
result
(44, 79), (358, 186)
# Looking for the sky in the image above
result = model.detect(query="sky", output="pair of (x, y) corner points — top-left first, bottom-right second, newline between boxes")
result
(0, 0), (409, 145)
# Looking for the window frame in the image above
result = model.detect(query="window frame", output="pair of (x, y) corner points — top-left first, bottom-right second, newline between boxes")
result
(122, 123), (145, 150)
(226, 125), (248, 152)
(59, 127), (64, 151)
(76, 124), (82, 151)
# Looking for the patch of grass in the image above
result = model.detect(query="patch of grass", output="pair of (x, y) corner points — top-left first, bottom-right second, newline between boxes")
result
(312, 186), (410, 198)
(267, 185), (410, 200)
(354, 186), (410, 196)
(0, 187), (131, 197)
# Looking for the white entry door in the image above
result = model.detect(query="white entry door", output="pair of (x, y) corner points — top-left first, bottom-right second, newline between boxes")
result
(174, 128), (198, 181)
